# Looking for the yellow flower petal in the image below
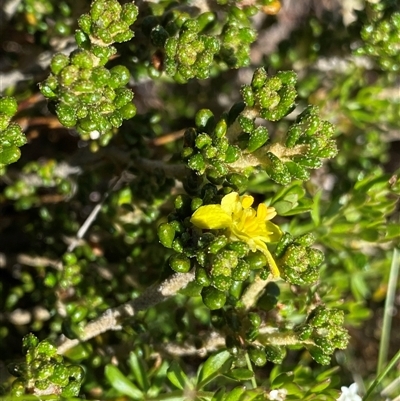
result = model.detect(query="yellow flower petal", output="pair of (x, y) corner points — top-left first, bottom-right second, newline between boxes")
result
(264, 221), (282, 243)
(190, 191), (283, 277)
(221, 192), (240, 214)
(241, 195), (254, 209)
(255, 240), (281, 277)
(190, 205), (232, 229)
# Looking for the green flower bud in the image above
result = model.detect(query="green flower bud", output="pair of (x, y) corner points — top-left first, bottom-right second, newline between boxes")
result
(71, 51), (94, 69)
(265, 152), (291, 185)
(50, 364), (69, 386)
(114, 88), (134, 108)
(214, 118), (227, 138)
(229, 280), (243, 300)
(36, 340), (57, 356)
(297, 324), (313, 340)
(71, 305), (88, 323)
(308, 346), (331, 365)
(119, 103), (136, 119)
(245, 251), (266, 270)
(209, 236), (228, 254)
(158, 223), (175, 248)
(226, 173), (248, 193)
(201, 286), (227, 310)
(264, 345), (285, 364)
(50, 53), (70, 75)
(277, 70), (297, 85)
(241, 84), (254, 107)
(75, 29), (90, 49)
(188, 153), (206, 173)
(196, 267), (211, 286)
(195, 109), (214, 131)
(109, 65), (130, 88)
(22, 333), (39, 353)
(121, 3), (138, 25)
(151, 25), (169, 47)
(169, 254), (191, 273)
(225, 145), (240, 163)
(56, 103), (77, 127)
(61, 381), (81, 397)
(60, 65), (80, 86)
(251, 68), (267, 89)
(195, 133), (212, 149)
(249, 346), (267, 366)
(238, 115), (255, 133)
(285, 161), (310, 181)
(286, 124), (302, 148)
(248, 312), (261, 328)
(211, 274), (232, 291)
(248, 126), (269, 152)
(197, 12), (215, 31)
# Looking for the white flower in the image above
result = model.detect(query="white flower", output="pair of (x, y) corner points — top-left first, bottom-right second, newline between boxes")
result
(337, 383), (362, 401)
(269, 389), (287, 401)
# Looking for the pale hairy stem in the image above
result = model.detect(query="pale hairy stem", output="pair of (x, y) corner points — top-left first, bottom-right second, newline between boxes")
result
(225, 107), (259, 143)
(256, 330), (314, 347)
(241, 274), (277, 310)
(57, 270), (195, 355)
(162, 330), (225, 357)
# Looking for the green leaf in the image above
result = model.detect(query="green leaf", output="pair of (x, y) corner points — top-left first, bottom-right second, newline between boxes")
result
(105, 364), (143, 399)
(197, 350), (232, 388)
(271, 372), (294, 388)
(212, 387), (226, 401)
(224, 386), (246, 401)
(128, 352), (150, 392)
(167, 361), (191, 390)
(309, 378), (331, 393)
(0, 145), (20, 165)
(224, 368), (254, 381)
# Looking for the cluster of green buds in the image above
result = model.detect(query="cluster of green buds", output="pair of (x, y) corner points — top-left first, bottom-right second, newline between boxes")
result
(142, 4), (259, 83)
(214, 304), (349, 367)
(0, 97), (26, 173)
(39, 0), (138, 148)
(15, 0), (77, 36)
(295, 306), (350, 365)
(219, 6), (257, 68)
(221, 308), (287, 367)
(44, 248), (106, 338)
(159, 189), (281, 310)
(9, 334), (84, 397)
(182, 68), (337, 186)
(4, 159), (76, 210)
(275, 233), (324, 285)
(163, 16), (220, 82)
(355, 5), (400, 72)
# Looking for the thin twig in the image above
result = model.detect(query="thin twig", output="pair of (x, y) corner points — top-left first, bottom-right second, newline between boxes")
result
(241, 274), (276, 310)
(57, 270), (196, 354)
(162, 331), (225, 357)
(66, 170), (131, 253)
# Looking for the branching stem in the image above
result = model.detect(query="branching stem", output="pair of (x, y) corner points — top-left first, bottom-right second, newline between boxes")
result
(57, 270), (195, 354)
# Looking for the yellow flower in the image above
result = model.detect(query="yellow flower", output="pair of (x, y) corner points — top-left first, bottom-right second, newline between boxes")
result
(190, 192), (282, 277)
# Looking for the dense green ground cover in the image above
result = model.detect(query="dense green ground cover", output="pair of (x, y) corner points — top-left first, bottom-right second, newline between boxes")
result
(0, 0), (399, 399)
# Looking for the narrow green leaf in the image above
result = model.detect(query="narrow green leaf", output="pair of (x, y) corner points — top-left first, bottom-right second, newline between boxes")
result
(128, 351), (150, 392)
(309, 378), (331, 393)
(224, 386), (246, 401)
(224, 368), (254, 381)
(271, 372), (294, 388)
(105, 364), (143, 399)
(197, 350), (232, 388)
(167, 360), (190, 390)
